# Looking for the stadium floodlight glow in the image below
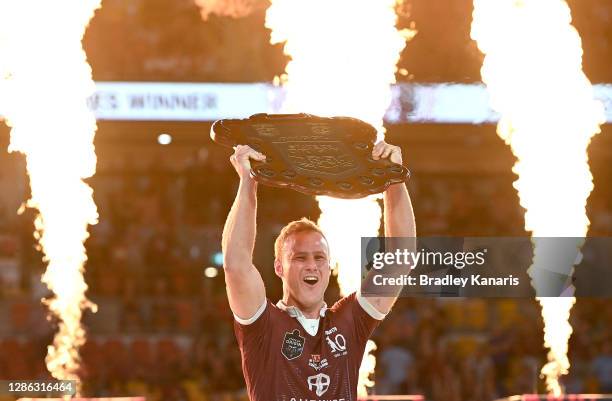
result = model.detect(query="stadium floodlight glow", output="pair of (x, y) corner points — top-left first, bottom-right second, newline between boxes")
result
(204, 266), (219, 278)
(212, 251), (223, 266)
(157, 133), (172, 145)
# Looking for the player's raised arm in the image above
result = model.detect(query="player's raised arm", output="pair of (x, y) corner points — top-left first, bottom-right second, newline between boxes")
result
(362, 141), (417, 315)
(222, 145), (267, 321)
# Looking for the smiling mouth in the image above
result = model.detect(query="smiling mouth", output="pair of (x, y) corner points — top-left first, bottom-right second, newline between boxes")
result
(303, 276), (319, 286)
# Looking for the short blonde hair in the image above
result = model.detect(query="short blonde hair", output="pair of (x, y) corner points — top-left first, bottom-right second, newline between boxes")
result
(274, 218), (328, 260)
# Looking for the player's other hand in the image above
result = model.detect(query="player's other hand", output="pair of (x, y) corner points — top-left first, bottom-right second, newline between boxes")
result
(372, 141), (402, 165)
(230, 145), (266, 181)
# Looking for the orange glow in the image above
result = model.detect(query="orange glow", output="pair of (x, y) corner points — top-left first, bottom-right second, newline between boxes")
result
(194, 0), (255, 19)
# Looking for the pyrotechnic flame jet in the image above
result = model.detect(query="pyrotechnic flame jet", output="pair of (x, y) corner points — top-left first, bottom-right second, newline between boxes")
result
(471, 0), (604, 395)
(265, 0), (414, 395)
(0, 0), (101, 388)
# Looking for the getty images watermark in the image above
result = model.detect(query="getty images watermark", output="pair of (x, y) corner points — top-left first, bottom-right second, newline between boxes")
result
(360, 237), (612, 298)
(370, 247), (518, 288)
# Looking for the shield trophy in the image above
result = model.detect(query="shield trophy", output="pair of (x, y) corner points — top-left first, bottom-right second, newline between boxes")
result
(210, 113), (410, 199)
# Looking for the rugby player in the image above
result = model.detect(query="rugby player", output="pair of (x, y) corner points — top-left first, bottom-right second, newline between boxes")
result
(222, 141), (416, 401)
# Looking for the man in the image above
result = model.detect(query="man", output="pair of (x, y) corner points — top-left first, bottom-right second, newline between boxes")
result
(222, 141), (416, 401)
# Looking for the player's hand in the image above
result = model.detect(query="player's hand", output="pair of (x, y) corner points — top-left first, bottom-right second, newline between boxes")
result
(372, 141), (402, 165)
(230, 145), (266, 181)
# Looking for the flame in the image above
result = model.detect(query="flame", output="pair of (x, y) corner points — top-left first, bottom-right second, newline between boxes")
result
(194, 0), (256, 19)
(317, 197), (383, 295)
(471, 0), (604, 395)
(0, 0), (101, 385)
(266, 0), (413, 395)
(319, 197), (382, 397)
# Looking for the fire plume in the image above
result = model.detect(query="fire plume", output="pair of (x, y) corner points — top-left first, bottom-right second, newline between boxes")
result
(0, 0), (101, 385)
(471, 0), (604, 394)
(266, 0), (413, 395)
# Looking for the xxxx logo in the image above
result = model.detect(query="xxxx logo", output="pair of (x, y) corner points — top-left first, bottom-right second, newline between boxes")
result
(325, 327), (347, 357)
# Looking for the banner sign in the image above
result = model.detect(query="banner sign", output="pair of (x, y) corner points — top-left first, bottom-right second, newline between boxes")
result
(2, 82), (611, 123)
(88, 82), (270, 121)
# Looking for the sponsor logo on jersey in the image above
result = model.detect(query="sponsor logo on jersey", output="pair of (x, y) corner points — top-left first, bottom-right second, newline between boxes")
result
(308, 354), (329, 371)
(307, 372), (330, 396)
(324, 327), (347, 357)
(281, 329), (305, 360)
(324, 327), (338, 336)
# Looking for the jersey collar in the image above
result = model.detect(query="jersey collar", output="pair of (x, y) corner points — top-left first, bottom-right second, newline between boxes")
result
(276, 300), (327, 318)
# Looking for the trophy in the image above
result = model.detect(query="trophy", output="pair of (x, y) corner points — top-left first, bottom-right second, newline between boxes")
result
(211, 113), (410, 199)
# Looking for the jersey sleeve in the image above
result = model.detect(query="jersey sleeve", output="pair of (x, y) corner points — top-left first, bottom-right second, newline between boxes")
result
(332, 292), (385, 343)
(233, 298), (272, 352)
(233, 300), (274, 398)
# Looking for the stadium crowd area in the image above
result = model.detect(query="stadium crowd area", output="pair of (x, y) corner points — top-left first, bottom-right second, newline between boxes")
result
(83, 0), (612, 83)
(0, 149), (610, 401)
(0, 0), (611, 400)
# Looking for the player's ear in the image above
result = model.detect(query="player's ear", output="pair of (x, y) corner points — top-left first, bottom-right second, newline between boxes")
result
(274, 259), (283, 278)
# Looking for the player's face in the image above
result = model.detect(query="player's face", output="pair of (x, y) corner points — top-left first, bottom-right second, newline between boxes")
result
(276, 231), (331, 314)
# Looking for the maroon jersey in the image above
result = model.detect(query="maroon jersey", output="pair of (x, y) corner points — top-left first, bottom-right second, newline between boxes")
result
(234, 292), (383, 401)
